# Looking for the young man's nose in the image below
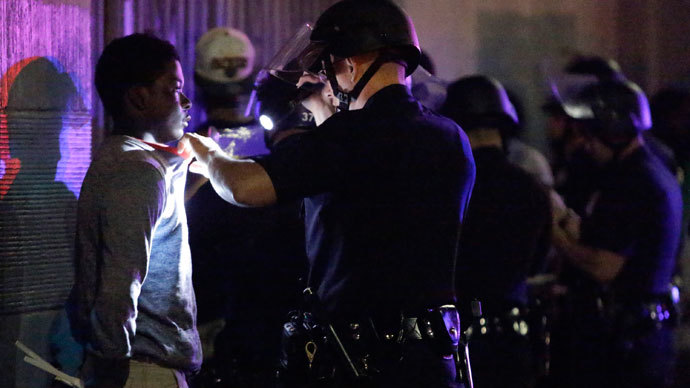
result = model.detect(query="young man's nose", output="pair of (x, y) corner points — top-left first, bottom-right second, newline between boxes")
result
(180, 92), (192, 110)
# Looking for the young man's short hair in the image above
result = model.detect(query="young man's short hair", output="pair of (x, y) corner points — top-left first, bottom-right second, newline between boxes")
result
(95, 33), (180, 118)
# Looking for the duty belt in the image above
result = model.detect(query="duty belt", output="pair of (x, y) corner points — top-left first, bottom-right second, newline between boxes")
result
(466, 306), (530, 339)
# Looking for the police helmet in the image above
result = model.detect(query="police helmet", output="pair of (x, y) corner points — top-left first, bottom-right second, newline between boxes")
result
(440, 75), (519, 133)
(564, 79), (652, 146)
(543, 55), (625, 116)
(565, 55), (625, 82)
(310, 0), (421, 76)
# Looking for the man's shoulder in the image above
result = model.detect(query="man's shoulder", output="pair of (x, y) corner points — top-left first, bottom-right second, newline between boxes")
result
(91, 136), (167, 177)
(615, 149), (678, 198)
(81, 138), (168, 201)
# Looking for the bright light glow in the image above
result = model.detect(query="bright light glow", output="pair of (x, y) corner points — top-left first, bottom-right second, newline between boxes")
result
(671, 285), (680, 304)
(259, 115), (274, 130)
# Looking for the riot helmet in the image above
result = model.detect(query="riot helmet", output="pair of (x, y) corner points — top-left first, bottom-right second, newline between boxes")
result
(310, 0), (420, 75)
(564, 55), (625, 82)
(440, 75), (519, 135)
(556, 78), (651, 149)
(543, 55), (625, 115)
(308, 0), (421, 108)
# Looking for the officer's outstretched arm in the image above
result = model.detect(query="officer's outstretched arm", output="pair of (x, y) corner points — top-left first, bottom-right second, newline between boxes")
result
(179, 133), (277, 207)
(552, 223), (626, 284)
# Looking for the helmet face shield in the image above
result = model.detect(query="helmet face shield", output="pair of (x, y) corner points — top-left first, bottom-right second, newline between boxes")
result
(547, 72), (600, 121)
(264, 24), (327, 85)
(244, 24), (332, 129)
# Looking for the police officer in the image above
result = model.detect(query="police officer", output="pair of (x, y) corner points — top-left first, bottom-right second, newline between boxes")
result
(441, 76), (552, 388)
(545, 55), (625, 217)
(180, 1), (475, 386)
(550, 79), (682, 388)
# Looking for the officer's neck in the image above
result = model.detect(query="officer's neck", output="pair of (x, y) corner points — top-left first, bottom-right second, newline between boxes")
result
(349, 62), (406, 110)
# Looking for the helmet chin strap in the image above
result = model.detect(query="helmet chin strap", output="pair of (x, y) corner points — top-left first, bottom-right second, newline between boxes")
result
(322, 55), (387, 111)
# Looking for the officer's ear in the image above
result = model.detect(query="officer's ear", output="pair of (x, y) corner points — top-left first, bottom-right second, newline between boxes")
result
(347, 52), (378, 84)
(344, 57), (356, 82)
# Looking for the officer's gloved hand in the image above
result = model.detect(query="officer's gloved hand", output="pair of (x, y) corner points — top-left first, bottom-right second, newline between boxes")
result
(297, 73), (338, 126)
(550, 190), (581, 241)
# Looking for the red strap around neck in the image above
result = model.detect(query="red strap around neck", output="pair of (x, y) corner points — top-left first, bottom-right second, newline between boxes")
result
(139, 139), (191, 160)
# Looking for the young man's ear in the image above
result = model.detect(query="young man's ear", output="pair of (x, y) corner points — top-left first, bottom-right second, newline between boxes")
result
(125, 86), (149, 112)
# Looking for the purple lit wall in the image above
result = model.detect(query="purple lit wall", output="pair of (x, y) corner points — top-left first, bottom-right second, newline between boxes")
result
(0, 2), (92, 387)
(0, 5), (92, 309)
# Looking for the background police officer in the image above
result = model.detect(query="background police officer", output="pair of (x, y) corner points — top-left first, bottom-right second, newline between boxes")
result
(441, 75), (552, 388)
(550, 78), (682, 388)
(179, 1), (475, 386)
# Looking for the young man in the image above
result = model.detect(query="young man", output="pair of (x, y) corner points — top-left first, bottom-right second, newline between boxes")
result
(180, 1), (475, 386)
(72, 33), (201, 388)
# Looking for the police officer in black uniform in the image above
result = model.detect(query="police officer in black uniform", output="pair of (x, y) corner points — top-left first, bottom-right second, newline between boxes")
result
(179, 1), (476, 386)
(441, 76), (552, 388)
(550, 78), (682, 388)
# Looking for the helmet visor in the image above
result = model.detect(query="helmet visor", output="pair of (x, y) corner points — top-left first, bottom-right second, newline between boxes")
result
(546, 71), (600, 121)
(265, 23), (328, 85)
(245, 24), (330, 125)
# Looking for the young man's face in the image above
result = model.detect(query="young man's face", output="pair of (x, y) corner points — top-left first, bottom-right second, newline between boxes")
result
(145, 60), (191, 143)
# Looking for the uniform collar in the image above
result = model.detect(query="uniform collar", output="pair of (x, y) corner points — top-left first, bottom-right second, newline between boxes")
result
(363, 84), (415, 110)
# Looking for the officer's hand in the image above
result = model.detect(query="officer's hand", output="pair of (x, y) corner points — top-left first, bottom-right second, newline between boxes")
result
(178, 133), (223, 177)
(298, 73), (339, 125)
(197, 125), (222, 144)
(550, 190), (581, 240)
(552, 211), (580, 252)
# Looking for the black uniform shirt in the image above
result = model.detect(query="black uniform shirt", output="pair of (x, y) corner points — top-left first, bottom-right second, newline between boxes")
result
(456, 147), (552, 317)
(254, 85), (476, 317)
(581, 146), (682, 300)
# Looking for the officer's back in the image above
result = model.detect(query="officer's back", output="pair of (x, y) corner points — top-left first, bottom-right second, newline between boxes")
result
(294, 84), (474, 318)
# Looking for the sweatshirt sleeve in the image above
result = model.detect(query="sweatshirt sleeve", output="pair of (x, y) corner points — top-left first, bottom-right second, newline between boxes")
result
(88, 162), (165, 361)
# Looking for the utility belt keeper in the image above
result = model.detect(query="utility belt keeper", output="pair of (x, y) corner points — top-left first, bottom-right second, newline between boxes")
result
(614, 287), (681, 334)
(278, 292), (461, 383)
